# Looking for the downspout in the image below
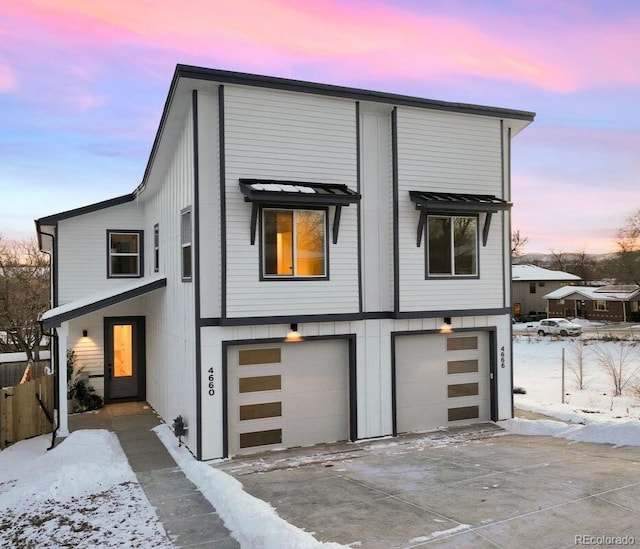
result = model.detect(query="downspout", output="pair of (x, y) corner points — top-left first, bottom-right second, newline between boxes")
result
(38, 229), (60, 451)
(39, 320), (59, 450)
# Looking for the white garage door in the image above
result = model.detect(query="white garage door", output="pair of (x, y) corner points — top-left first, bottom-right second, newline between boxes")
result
(395, 331), (491, 433)
(227, 339), (350, 456)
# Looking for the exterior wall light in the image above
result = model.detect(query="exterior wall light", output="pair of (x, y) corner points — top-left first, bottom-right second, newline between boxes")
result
(440, 317), (453, 334)
(285, 323), (303, 342)
(82, 330), (88, 337)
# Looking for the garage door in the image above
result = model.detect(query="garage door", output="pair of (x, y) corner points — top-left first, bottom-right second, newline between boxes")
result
(395, 331), (491, 433)
(227, 339), (350, 456)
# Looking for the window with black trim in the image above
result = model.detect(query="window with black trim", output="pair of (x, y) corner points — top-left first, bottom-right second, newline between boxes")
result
(108, 231), (143, 278)
(427, 215), (477, 277)
(153, 224), (159, 272)
(262, 208), (327, 278)
(181, 208), (192, 281)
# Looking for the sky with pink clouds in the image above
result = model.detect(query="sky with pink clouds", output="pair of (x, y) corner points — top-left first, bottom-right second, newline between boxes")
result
(1, 0), (639, 254)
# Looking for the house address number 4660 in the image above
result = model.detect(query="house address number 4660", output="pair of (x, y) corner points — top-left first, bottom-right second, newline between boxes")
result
(208, 367), (215, 396)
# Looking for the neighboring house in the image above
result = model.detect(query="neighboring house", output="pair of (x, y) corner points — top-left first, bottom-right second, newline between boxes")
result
(544, 285), (640, 322)
(36, 65), (534, 460)
(512, 264), (581, 320)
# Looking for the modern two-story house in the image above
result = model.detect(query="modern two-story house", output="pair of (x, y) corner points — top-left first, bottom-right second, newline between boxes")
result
(36, 65), (534, 460)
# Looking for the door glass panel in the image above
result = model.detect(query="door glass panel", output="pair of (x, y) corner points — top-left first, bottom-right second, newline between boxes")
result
(113, 324), (133, 378)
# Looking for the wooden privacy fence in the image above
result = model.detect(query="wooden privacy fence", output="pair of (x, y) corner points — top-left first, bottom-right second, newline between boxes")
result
(0, 374), (54, 450)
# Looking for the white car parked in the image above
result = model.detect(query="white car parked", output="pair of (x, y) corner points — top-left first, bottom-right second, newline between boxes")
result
(537, 318), (582, 337)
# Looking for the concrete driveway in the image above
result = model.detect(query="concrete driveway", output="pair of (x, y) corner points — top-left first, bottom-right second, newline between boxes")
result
(215, 424), (640, 548)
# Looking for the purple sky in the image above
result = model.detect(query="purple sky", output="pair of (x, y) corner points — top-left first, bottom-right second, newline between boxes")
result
(1, 0), (639, 254)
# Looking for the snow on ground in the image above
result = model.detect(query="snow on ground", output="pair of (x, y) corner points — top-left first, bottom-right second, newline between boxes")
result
(1, 335), (639, 548)
(503, 334), (640, 446)
(512, 335), (640, 420)
(0, 430), (172, 548)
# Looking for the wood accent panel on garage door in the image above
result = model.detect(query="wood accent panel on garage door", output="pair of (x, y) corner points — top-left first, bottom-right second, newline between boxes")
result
(395, 331), (490, 434)
(227, 340), (350, 456)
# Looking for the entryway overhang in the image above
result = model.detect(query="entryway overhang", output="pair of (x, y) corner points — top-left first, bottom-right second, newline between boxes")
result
(409, 190), (512, 247)
(41, 274), (167, 328)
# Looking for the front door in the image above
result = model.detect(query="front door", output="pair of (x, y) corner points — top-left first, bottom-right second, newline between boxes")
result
(104, 317), (146, 401)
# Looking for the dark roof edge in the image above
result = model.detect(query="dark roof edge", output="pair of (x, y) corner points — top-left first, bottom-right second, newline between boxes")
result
(42, 277), (167, 328)
(134, 64), (536, 197)
(35, 193), (136, 226)
(175, 64), (536, 121)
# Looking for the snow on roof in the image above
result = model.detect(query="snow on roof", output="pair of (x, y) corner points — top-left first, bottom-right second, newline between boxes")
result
(250, 183), (316, 193)
(543, 285), (640, 301)
(512, 264), (581, 282)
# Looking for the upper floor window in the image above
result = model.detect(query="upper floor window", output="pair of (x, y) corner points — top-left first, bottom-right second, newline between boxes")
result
(181, 208), (192, 281)
(529, 282), (536, 294)
(108, 231), (143, 278)
(262, 208), (327, 278)
(427, 215), (477, 277)
(153, 224), (159, 272)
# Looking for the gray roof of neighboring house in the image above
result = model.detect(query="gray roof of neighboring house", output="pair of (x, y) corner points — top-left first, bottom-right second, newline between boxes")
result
(512, 264), (582, 282)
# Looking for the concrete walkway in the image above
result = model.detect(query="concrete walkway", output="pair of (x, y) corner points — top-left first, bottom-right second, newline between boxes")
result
(68, 402), (238, 548)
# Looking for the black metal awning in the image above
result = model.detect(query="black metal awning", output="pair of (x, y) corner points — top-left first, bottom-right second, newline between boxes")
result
(239, 179), (361, 244)
(409, 191), (512, 247)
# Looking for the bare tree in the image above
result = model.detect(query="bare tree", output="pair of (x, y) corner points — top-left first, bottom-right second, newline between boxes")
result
(590, 342), (639, 397)
(613, 208), (640, 284)
(549, 249), (568, 272)
(0, 235), (50, 360)
(566, 339), (590, 390)
(511, 230), (529, 259)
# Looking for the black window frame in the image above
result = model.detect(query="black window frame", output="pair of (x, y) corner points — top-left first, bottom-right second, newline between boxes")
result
(181, 207), (192, 282)
(425, 214), (479, 279)
(106, 230), (144, 279)
(259, 205), (330, 281)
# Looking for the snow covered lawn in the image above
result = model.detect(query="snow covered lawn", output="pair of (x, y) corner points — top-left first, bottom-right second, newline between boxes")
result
(0, 430), (172, 548)
(513, 335), (640, 421)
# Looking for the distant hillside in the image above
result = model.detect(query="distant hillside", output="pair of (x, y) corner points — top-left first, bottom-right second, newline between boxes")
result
(516, 252), (616, 264)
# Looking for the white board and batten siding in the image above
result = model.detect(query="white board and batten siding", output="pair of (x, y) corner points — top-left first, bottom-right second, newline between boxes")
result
(56, 202), (145, 305)
(196, 90), (222, 319)
(360, 106), (394, 313)
(395, 107), (507, 312)
(223, 86), (359, 318)
(141, 107), (197, 449)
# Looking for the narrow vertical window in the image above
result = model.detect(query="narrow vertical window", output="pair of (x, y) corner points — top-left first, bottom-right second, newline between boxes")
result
(181, 208), (192, 281)
(153, 224), (159, 273)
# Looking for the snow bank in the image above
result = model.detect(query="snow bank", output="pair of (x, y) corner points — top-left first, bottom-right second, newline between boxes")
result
(154, 424), (347, 549)
(499, 418), (640, 447)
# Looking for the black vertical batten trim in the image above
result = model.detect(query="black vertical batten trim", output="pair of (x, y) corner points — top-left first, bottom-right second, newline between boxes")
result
(501, 120), (507, 309)
(53, 231), (59, 307)
(507, 125), (515, 418)
(390, 334), (397, 436)
(355, 102), (363, 314)
(222, 342), (229, 458)
(391, 107), (400, 314)
(489, 329), (499, 421)
(192, 90), (203, 460)
(348, 335), (358, 441)
(219, 85), (227, 321)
